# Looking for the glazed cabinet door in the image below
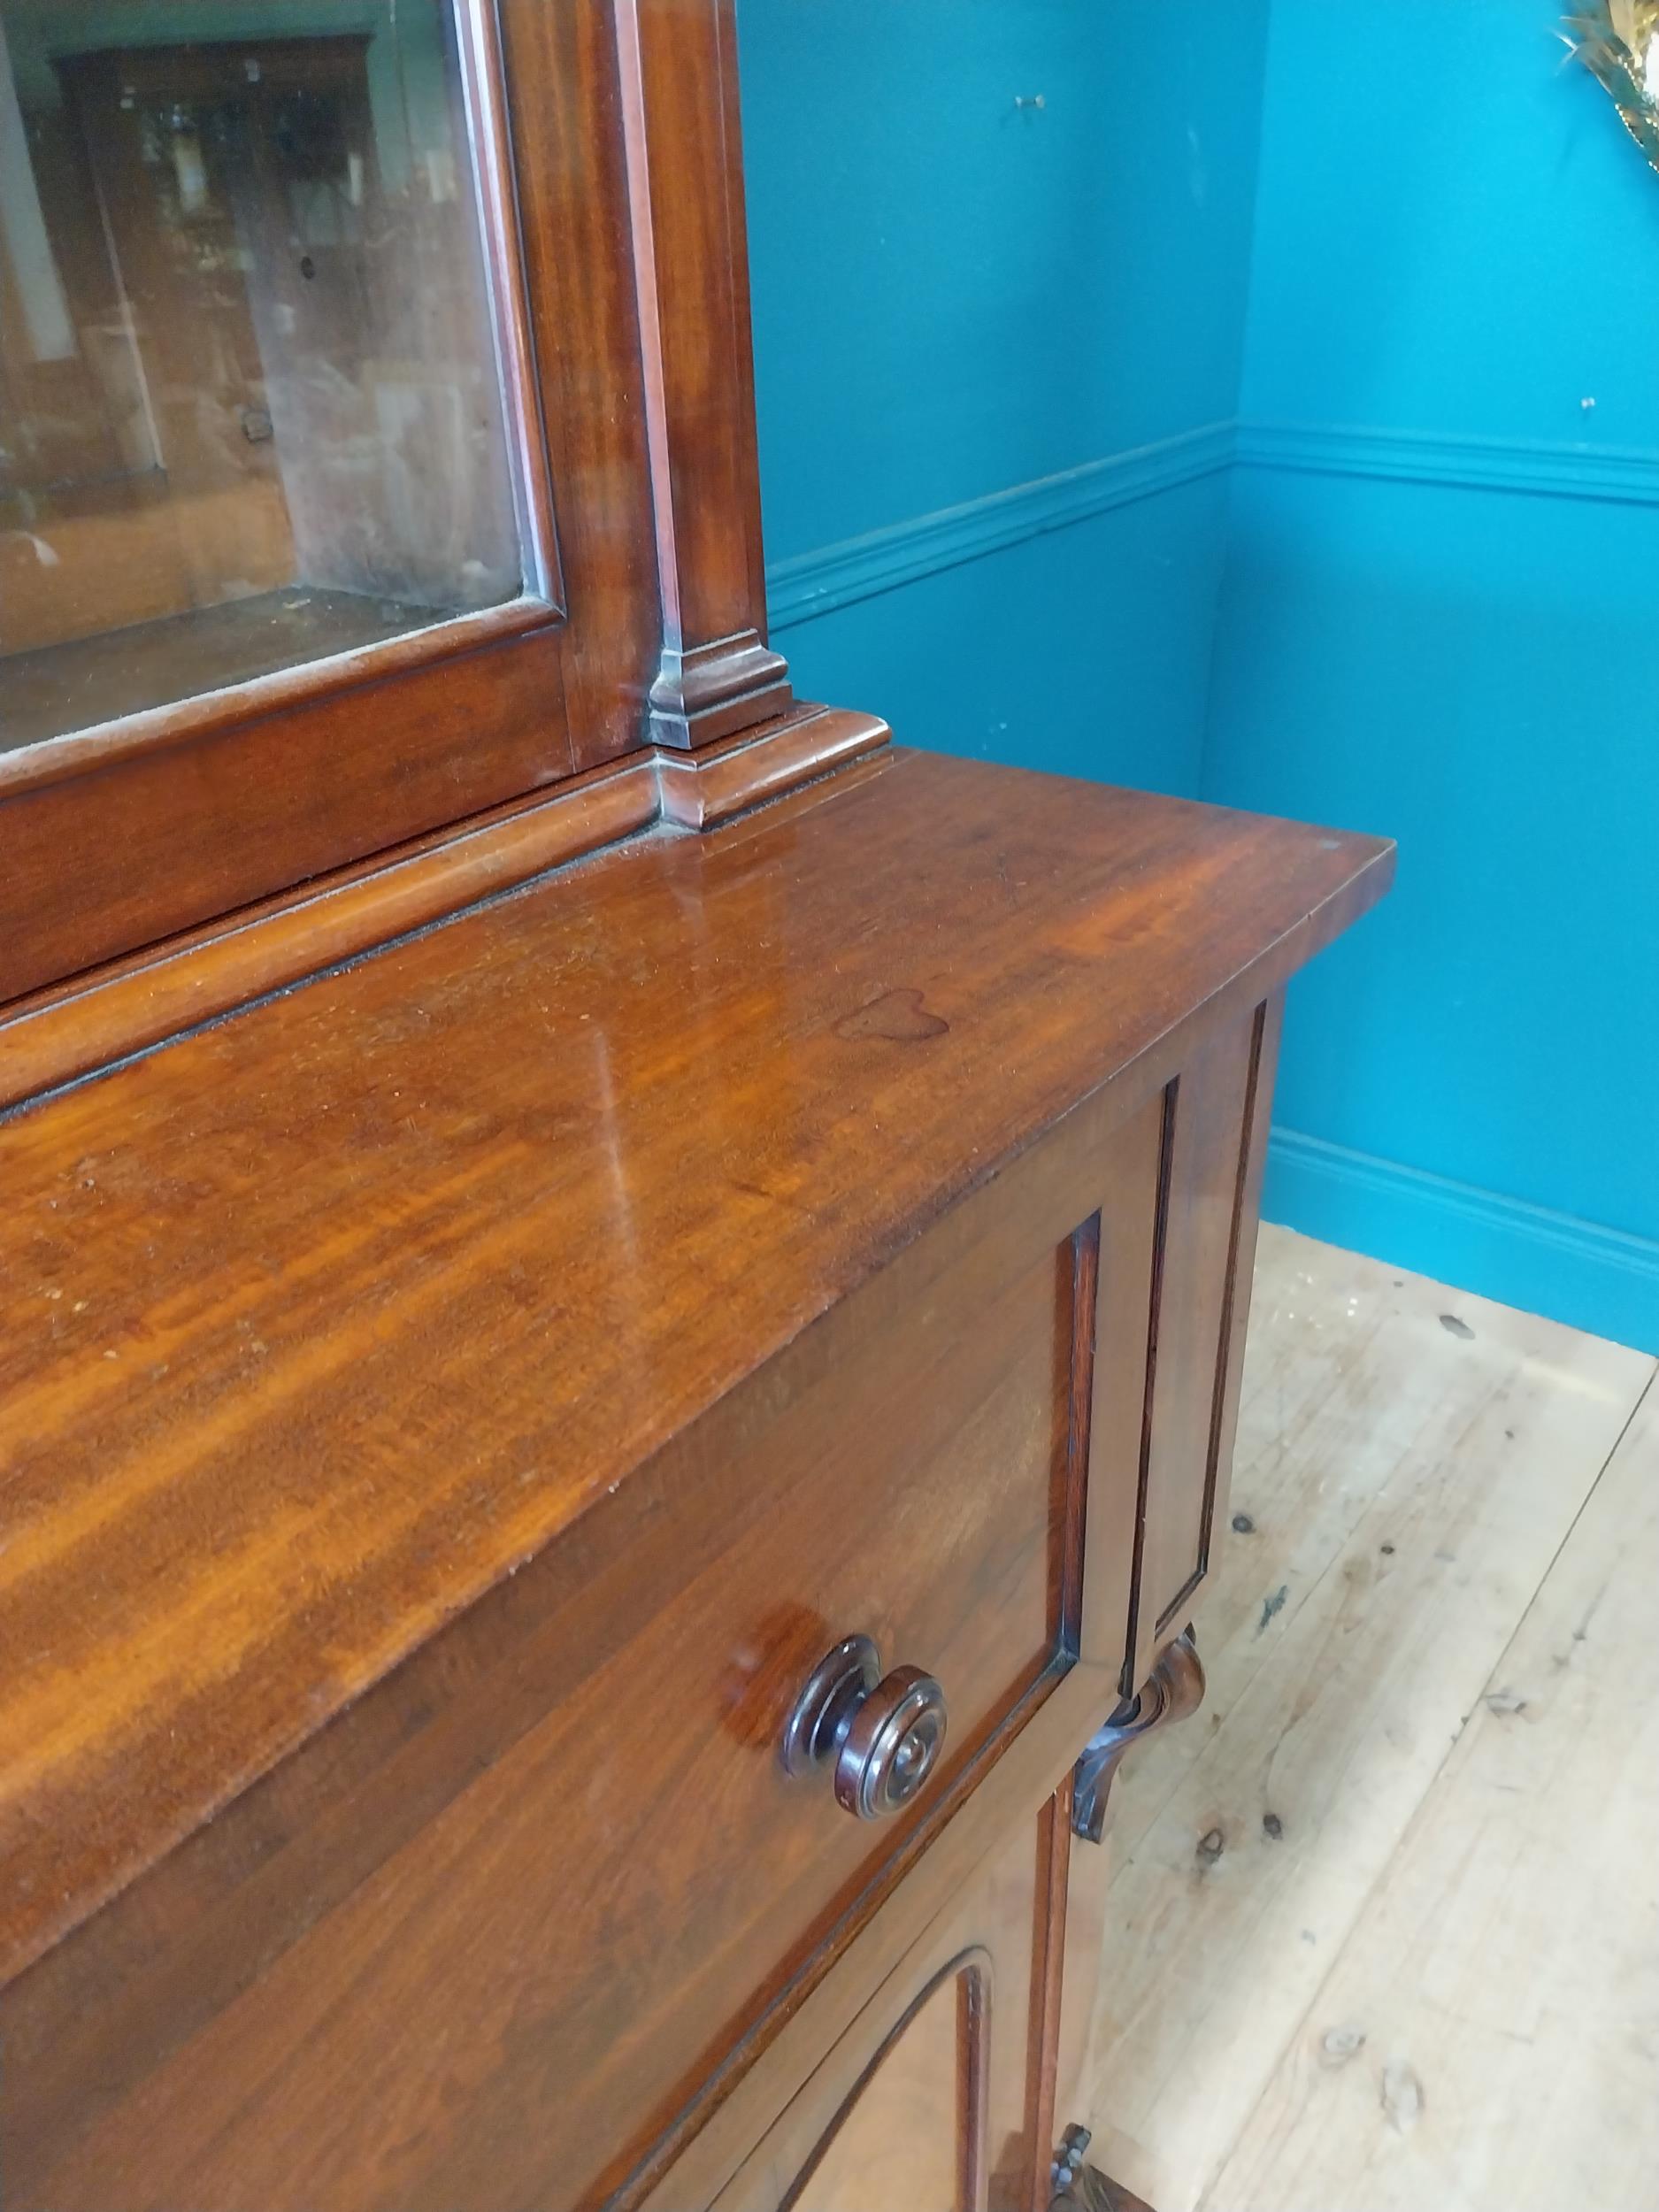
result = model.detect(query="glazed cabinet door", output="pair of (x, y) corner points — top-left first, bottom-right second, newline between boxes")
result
(0, 0), (787, 1009)
(708, 1795), (1075, 2212)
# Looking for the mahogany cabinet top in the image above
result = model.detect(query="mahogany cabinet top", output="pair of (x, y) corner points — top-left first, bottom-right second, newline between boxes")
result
(0, 749), (1392, 1986)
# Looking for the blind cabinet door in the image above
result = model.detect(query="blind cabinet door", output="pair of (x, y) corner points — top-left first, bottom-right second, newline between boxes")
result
(708, 1794), (1076, 2212)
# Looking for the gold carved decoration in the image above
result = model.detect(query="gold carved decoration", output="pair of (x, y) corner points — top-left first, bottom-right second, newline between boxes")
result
(1565, 1), (1659, 173)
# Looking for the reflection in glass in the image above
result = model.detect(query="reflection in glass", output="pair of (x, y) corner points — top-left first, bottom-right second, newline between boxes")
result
(0, 0), (523, 751)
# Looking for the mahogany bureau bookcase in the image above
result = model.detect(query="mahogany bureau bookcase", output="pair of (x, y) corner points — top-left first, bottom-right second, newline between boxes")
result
(0, 3), (1392, 2206)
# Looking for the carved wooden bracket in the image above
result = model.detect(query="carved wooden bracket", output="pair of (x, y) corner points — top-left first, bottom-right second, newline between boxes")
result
(1070, 1632), (1206, 1847)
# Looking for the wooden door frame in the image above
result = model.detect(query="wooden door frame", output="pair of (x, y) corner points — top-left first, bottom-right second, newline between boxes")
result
(0, 0), (833, 1031)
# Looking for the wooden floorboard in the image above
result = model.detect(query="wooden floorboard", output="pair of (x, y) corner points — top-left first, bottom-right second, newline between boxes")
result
(1081, 1225), (1657, 2212)
(1207, 1371), (1658, 2212)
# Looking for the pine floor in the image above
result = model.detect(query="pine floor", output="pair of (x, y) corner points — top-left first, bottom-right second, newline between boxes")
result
(1081, 1225), (1659, 2212)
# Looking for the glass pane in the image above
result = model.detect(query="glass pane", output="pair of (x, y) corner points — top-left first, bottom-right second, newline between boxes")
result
(0, 0), (524, 752)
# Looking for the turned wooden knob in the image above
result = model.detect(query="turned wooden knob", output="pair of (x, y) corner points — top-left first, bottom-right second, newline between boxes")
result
(780, 1635), (949, 1820)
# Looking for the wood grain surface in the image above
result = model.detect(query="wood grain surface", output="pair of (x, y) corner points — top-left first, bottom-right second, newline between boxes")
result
(708, 1806), (1056, 2212)
(0, 705), (888, 1112)
(24, 1196), (1087, 2211)
(0, 750), (1391, 2000)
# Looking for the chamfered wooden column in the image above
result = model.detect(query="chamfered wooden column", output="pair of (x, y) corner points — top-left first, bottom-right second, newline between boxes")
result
(614, 0), (794, 749)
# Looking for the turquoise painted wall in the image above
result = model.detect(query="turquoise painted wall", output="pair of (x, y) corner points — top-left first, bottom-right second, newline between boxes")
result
(1207, 0), (1659, 1349)
(738, 0), (1270, 792)
(740, 0), (1658, 1352)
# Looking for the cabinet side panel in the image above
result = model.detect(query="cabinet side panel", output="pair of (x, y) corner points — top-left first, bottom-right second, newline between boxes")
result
(1130, 999), (1277, 1685)
(1077, 1094), (1166, 1694)
(1200, 990), (1282, 1576)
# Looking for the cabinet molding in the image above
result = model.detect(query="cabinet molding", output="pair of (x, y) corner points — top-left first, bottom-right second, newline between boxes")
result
(0, 704), (887, 1113)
